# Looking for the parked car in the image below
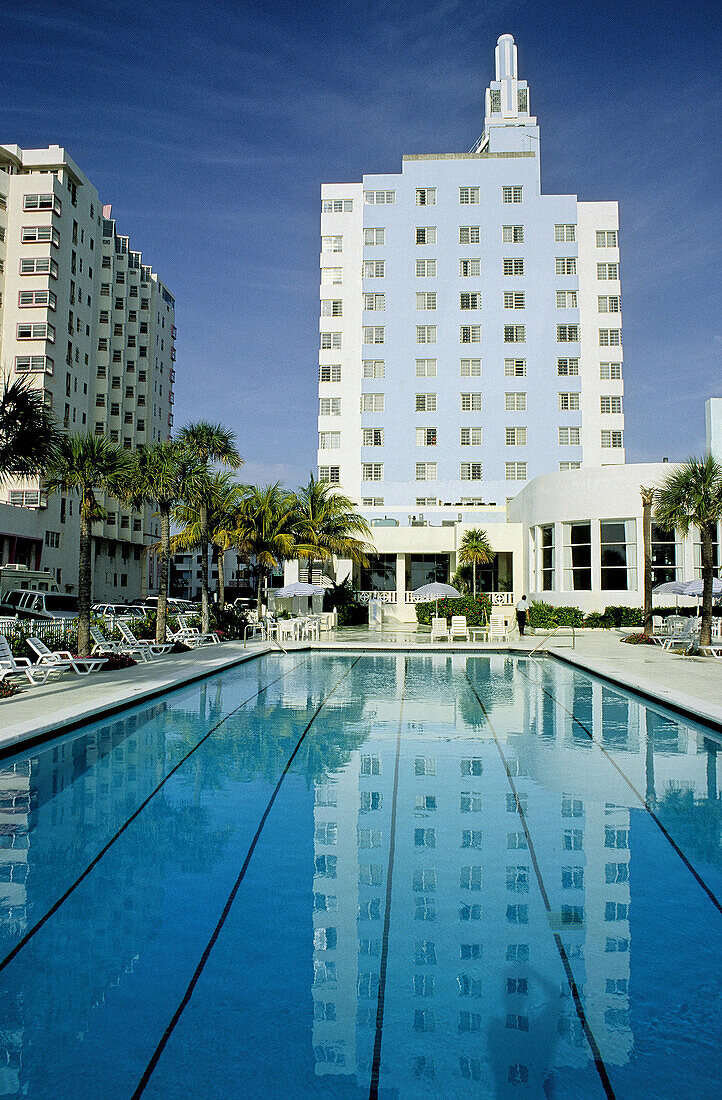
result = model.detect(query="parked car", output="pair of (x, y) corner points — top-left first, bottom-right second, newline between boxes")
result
(92, 603), (145, 619)
(1, 589), (79, 621)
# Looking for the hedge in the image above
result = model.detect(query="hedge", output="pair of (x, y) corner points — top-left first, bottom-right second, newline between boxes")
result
(528, 601), (697, 630)
(415, 595), (491, 627)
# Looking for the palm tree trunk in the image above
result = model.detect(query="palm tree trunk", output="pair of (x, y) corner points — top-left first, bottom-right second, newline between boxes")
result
(157, 506), (170, 644)
(700, 522), (714, 649)
(218, 549), (225, 610)
(472, 560), (476, 599)
(256, 568), (265, 619)
(77, 494), (93, 656)
(199, 500), (210, 634)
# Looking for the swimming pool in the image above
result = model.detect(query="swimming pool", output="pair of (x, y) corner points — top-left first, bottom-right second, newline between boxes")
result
(0, 653), (719, 1098)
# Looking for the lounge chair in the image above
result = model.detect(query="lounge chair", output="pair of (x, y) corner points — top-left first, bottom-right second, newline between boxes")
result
(449, 615), (470, 642)
(431, 616), (449, 642)
(118, 622), (172, 657)
(90, 625), (153, 662)
(488, 613), (512, 643)
(0, 635), (57, 685)
(657, 618), (699, 653)
(698, 642), (722, 659)
(27, 637), (108, 675)
(177, 614), (219, 645)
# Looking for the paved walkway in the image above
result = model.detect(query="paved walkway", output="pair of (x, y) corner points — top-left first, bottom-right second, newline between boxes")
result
(1, 628), (719, 755)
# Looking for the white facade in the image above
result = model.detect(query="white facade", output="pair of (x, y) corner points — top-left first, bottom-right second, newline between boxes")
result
(317, 34), (624, 522)
(0, 144), (176, 599)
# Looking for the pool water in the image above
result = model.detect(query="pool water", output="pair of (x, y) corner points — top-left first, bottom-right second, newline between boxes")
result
(0, 653), (719, 1098)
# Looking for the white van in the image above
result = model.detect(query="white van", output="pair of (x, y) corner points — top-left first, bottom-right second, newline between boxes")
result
(1, 590), (79, 621)
(0, 564), (60, 596)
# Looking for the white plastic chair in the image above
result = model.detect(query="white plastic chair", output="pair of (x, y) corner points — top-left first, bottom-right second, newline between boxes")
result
(0, 635), (56, 685)
(27, 637), (108, 675)
(118, 622), (173, 657)
(488, 613), (512, 642)
(431, 617), (449, 642)
(449, 616), (470, 642)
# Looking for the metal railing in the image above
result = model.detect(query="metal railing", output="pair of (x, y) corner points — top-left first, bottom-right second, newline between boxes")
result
(528, 624), (576, 654)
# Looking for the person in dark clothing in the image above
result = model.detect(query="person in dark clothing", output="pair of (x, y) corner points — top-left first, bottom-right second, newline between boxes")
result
(516, 594), (530, 636)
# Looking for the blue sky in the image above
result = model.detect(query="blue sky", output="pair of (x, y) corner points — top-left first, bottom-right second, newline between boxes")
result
(4, 0), (720, 485)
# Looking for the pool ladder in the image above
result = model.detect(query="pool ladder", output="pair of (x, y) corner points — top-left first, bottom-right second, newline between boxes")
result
(528, 624), (576, 655)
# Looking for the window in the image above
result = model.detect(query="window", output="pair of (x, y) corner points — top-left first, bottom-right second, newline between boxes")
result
(460, 463), (483, 481)
(322, 198), (353, 212)
(600, 361), (622, 380)
(503, 225), (524, 243)
(562, 794), (584, 817)
(319, 364), (341, 382)
(415, 756), (436, 776)
(414, 794), (437, 811)
(459, 258), (481, 277)
(597, 262), (619, 279)
(459, 226), (480, 244)
(24, 192), (61, 213)
(19, 256), (58, 277)
(416, 427), (437, 446)
(416, 359), (437, 377)
(362, 497), (385, 507)
(600, 396), (622, 414)
(504, 358), (526, 376)
(599, 328), (621, 346)
(363, 428), (384, 446)
(21, 225), (60, 246)
(460, 358), (481, 376)
(460, 325), (481, 343)
(558, 427), (580, 445)
(565, 522), (591, 590)
(416, 259), (437, 277)
(557, 357), (579, 376)
(18, 289), (56, 309)
(502, 186), (523, 203)
(504, 292), (525, 309)
(460, 866), (483, 891)
(596, 230), (618, 247)
(361, 393), (385, 413)
(16, 322), (54, 341)
(319, 432), (341, 449)
(598, 295), (621, 313)
(504, 325), (525, 342)
(505, 427), (527, 446)
(460, 427), (483, 446)
(364, 293), (385, 311)
(415, 187), (436, 206)
(459, 187), (480, 204)
(556, 257), (577, 275)
(319, 466), (340, 483)
(461, 392), (482, 411)
(321, 235), (342, 252)
(502, 258), (524, 276)
(415, 393), (437, 412)
(364, 190), (395, 204)
(416, 325), (437, 343)
(415, 463), (437, 481)
(540, 524), (554, 587)
(505, 462), (527, 480)
(362, 259), (385, 278)
(560, 462), (581, 471)
(416, 292), (437, 310)
(416, 227), (437, 245)
(320, 332), (342, 349)
(361, 463), (384, 482)
(601, 429), (624, 449)
(364, 227), (385, 246)
(15, 355), (54, 374)
(321, 299), (343, 316)
(556, 290), (578, 308)
(557, 324), (579, 342)
(460, 292), (481, 310)
(505, 392), (527, 411)
(363, 359), (385, 378)
(559, 392), (580, 411)
(363, 326), (385, 344)
(555, 224), (576, 241)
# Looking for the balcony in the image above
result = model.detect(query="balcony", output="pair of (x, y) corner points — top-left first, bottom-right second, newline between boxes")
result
(8, 489), (48, 509)
(169, 369), (176, 383)
(170, 347), (176, 360)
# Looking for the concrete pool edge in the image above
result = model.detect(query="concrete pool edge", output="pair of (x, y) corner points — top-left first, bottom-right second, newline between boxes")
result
(0, 642), (275, 758)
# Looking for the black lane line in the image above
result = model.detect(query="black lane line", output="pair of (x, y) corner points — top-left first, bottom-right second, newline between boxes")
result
(464, 670), (616, 1100)
(0, 657), (313, 975)
(131, 655), (363, 1099)
(369, 656), (407, 1100)
(517, 661), (722, 916)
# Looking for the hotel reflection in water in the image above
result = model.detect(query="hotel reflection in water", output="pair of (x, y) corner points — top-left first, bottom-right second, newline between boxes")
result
(310, 655), (720, 1094)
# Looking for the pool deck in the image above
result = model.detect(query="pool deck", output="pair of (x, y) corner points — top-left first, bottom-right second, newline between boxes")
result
(1, 628), (720, 755)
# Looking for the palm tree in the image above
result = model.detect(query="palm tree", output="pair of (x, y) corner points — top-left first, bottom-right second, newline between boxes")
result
(0, 377), (58, 481)
(176, 422), (242, 632)
(640, 485), (656, 635)
(292, 473), (372, 583)
(234, 483), (310, 617)
(124, 441), (187, 643)
(45, 433), (133, 655)
(457, 527), (494, 598)
(655, 455), (722, 650)
(171, 471), (245, 611)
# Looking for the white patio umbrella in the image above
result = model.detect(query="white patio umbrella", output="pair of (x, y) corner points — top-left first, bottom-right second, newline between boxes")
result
(652, 581), (686, 595)
(678, 578), (722, 598)
(275, 582), (325, 597)
(413, 581), (461, 616)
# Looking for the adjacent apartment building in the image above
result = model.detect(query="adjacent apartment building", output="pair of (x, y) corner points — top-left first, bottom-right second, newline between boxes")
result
(317, 34), (624, 516)
(0, 144), (175, 599)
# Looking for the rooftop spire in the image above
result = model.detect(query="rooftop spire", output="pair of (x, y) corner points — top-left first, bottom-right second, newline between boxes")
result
(479, 33), (537, 154)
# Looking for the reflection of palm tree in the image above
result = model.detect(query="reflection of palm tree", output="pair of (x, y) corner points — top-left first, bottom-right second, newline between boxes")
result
(645, 711), (657, 807)
(657, 778), (722, 866)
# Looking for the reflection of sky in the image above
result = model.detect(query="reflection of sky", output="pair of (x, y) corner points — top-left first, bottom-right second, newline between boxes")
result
(0, 654), (718, 1097)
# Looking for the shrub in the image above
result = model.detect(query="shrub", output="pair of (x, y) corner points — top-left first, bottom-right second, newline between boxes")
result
(99, 653), (138, 671)
(605, 605), (644, 628)
(323, 578), (367, 626)
(0, 681), (21, 699)
(527, 601), (559, 629)
(622, 632), (657, 645)
(584, 610), (614, 629)
(415, 595), (491, 627)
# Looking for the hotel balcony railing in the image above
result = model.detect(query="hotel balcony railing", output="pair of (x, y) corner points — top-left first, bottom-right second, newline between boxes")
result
(357, 590), (396, 604)
(405, 589), (514, 604)
(8, 489), (48, 509)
